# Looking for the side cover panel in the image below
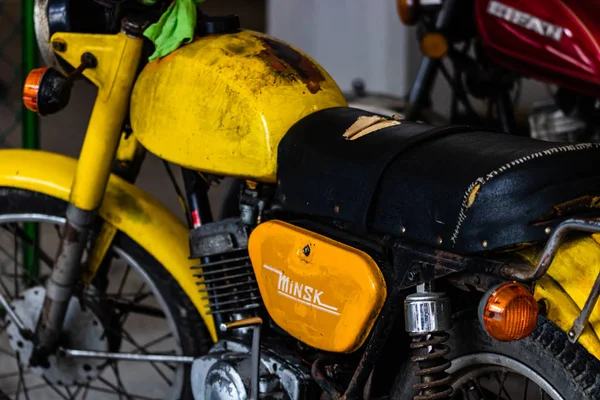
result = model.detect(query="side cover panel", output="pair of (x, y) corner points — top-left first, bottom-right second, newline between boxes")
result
(248, 220), (387, 353)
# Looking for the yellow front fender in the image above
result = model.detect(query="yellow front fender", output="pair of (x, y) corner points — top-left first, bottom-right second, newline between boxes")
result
(0, 149), (217, 341)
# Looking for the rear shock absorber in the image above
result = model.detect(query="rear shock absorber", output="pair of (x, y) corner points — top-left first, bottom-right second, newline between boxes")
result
(405, 284), (453, 400)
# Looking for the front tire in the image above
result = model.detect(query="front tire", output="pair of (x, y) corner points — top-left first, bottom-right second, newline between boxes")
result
(391, 310), (600, 399)
(0, 188), (211, 399)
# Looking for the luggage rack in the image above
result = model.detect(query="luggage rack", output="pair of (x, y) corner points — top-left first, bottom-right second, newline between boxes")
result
(500, 218), (600, 343)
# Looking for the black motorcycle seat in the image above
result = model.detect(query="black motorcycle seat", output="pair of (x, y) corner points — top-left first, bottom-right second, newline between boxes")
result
(276, 107), (600, 253)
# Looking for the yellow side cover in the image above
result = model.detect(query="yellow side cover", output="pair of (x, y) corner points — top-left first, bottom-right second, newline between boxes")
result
(130, 30), (347, 182)
(248, 220), (387, 353)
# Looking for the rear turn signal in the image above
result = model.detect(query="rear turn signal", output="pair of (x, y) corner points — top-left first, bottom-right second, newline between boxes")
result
(23, 67), (72, 116)
(479, 282), (538, 342)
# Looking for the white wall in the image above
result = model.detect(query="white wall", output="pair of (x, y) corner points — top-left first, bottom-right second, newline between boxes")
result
(267, 0), (414, 96)
(267, 0), (549, 117)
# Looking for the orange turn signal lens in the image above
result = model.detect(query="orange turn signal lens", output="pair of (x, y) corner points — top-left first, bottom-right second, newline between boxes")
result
(420, 33), (448, 59)
(23, 67), (49, 113)
(480, 282), (538, 342)
(397, 0), (420, 25)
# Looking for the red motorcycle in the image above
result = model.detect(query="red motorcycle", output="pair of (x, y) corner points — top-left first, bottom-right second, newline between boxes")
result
(351, 0), (600, 141)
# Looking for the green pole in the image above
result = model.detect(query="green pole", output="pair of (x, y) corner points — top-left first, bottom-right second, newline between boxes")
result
(21, 0), (40, 284)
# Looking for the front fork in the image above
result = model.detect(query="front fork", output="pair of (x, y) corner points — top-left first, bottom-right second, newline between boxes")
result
(34, 23), (144, 356)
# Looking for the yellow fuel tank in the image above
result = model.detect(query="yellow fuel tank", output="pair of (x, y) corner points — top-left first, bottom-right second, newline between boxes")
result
(248, 220), (387, 353)
(130, 30), (347, 182)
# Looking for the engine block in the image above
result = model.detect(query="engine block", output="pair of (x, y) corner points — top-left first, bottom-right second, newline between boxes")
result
(191, 340), (313, 400)
(189, 218), (263, 322)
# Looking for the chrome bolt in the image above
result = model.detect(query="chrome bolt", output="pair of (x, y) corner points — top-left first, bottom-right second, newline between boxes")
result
(52, 41), (67, 52)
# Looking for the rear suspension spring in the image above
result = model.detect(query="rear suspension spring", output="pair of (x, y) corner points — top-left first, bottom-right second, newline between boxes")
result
(410, 331), (453, 400)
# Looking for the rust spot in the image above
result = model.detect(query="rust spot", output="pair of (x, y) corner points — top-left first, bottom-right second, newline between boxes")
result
(256, 36), (325, 94)
(225, 42), (250, 55)
(533, 196), (600, 224)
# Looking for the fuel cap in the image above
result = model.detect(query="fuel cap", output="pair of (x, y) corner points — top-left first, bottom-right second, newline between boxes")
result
(198, 15), (241, 35)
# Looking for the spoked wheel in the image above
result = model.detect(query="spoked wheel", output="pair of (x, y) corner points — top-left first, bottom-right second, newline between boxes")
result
(0, 188), (211, 399)
(448, 354), (564, 399)
(392, 310), (600, 400)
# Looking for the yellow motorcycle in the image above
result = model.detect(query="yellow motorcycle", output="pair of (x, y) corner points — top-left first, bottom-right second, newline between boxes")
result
(2, 1), (600, 399)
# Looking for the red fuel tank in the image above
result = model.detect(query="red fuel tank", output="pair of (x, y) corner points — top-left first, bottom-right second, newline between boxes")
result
(476, 0), (600, 97)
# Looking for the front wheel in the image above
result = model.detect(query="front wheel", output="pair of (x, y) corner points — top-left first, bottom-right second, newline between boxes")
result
(391, 311), (600, 400)
(0, 188), (211, 399)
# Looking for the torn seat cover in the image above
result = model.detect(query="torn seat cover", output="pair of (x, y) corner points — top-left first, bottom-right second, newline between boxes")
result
(276, 107), (600, 253)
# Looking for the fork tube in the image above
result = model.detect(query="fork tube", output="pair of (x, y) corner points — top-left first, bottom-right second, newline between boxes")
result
(35, 28), (144, 355)
(406, 0), (460, 121)
(69, 44), (144, 211)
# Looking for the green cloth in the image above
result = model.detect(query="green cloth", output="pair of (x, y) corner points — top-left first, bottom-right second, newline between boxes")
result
(143, 0), (205, 61)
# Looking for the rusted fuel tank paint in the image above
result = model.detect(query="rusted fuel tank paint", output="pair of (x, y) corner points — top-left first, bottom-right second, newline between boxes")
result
(130, 30), (347, 181)
(257, 36), (325, 94)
